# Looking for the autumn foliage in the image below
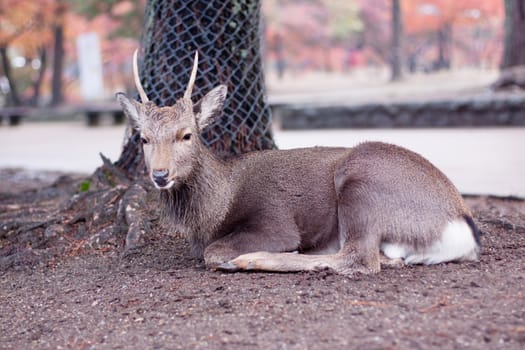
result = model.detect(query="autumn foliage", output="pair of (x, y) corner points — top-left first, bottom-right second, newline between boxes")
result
(0, 0), (55, 55)
(401, 0), (504, 69)
(263, 0), (504, 75)
(0, 0), (143, 106)
(403, 0), (504, 33)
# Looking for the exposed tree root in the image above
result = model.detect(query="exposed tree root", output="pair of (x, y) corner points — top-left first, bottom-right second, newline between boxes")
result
(0, 138), (157, 270)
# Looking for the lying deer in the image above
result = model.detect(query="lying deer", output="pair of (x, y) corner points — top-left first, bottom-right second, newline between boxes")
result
(116, 51), (480, 275)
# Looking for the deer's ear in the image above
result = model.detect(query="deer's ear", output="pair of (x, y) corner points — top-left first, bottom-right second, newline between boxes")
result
(194, 85), (227, 131)
(116, 92), (142, 130)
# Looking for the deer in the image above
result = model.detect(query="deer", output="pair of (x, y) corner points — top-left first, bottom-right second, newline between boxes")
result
(116, 50), (481, 276)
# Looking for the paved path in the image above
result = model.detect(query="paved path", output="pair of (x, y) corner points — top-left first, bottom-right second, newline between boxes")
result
(1, 122), (524, 197)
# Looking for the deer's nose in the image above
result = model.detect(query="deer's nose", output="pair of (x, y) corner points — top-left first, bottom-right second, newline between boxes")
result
(152, 169), (169, 185)
(153, 169), (169, 178)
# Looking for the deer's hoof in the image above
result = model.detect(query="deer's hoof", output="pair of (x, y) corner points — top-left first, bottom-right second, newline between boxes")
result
(216, 261), (241, 272)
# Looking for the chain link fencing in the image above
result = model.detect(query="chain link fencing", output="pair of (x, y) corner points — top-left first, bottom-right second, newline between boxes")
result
(137, 0), (276, 157)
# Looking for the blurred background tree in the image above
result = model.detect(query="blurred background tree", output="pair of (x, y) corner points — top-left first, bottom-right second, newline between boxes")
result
(0, 0), (55, 106)
(501, 0), (525, 68)
(391, 0), (403, 81)
(50, 0), (67, 106)
(491, 0), (525, 89)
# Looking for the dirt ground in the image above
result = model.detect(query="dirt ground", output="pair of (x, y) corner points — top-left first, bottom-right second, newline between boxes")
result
(1, 168), (524, 350)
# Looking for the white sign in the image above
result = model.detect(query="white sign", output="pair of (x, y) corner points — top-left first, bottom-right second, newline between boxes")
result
(77, 32), (104, 101)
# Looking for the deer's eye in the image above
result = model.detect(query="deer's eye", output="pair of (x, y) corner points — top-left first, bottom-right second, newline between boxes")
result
(141, 137), (149, 144)
(182, 133), (192, 141)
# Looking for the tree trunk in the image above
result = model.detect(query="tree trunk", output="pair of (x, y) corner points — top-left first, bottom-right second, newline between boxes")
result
(493, 0), (525, 89)
(436, 22), (452, 70)
(390, 0), (403, 81)
(0, 46), (22, 106)
(501, 0), (525, 68)
(51, 1), (67, 106)
(50, 23), (64, 106)
(136, 0), (275, 158)
(30, 47), (47, 107)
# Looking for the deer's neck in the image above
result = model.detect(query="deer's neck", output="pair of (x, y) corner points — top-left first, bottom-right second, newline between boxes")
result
(159, 150), (232, 257)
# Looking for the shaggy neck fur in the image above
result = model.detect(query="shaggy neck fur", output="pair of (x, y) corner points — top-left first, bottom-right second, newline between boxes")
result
(159, 148), (232, 258)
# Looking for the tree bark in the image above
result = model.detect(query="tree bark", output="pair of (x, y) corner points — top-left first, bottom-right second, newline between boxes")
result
(390, 0), (403, 81)
(501, 0), (525, 68)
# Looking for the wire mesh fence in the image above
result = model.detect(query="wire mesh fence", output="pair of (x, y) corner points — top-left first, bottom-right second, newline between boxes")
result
(137, 0), (276, 157)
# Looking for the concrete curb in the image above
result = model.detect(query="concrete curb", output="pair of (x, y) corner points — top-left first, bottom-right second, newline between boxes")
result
(276, 94), (525, 129)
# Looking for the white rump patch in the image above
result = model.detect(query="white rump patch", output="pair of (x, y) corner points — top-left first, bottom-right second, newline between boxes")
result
(381, 243), (408, 260)
(381, 219), (479, 265)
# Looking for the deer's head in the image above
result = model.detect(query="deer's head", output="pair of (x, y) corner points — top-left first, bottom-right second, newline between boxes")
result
(116, 50), (227, 190)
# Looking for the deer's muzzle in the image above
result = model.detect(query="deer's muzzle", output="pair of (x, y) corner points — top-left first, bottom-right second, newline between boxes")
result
(152, 169), (170, 188)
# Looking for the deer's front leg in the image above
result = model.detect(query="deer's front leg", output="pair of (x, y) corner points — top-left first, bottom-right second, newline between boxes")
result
(203, 229), (301, 270)
(205, 231), (346, 274)
(217, 251), (339, 273)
